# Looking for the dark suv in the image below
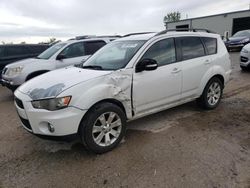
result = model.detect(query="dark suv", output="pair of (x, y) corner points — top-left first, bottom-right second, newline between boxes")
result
(0, 44), (49, 76)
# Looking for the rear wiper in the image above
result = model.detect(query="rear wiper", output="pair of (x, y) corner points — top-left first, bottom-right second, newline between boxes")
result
(81, 65), (103, 70)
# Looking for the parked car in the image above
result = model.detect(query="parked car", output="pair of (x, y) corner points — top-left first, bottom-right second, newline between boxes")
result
(1, 36), (118, 91)
(14, 30), (231, 153)
(240, 43), (250, 71)
(224, 30), (250, 51)
(0, 44), (49, 76)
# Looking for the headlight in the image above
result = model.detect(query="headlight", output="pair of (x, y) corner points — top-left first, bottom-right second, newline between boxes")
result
(31, 96), (71, 111)
(6, 66), (23, 76)
(241, 48), (249, 53)
(241, 38), (250, 43)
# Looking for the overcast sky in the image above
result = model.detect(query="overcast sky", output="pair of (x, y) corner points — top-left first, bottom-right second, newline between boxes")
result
(0, 0), (249, 43)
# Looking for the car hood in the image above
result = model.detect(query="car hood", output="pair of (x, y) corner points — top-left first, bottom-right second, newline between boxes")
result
(6, 58), (46, 68)
(17, 67), (112, 100)
(227, 36), (247, 42)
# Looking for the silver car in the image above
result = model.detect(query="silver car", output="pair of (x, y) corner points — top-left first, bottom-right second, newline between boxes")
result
(1, 36), (117, 91)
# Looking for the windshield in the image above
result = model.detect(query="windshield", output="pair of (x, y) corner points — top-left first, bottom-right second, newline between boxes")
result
(37, 43), (67, 59)
(82, 40), (145, 70)
(233, 30), (250, 38)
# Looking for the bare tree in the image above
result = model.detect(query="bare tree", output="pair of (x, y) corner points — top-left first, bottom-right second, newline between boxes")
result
(164, 11), (181, 22)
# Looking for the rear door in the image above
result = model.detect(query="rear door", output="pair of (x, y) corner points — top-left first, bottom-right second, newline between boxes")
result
(176, 36), (212, 99)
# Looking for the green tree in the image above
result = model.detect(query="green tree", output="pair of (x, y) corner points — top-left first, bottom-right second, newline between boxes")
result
(164, 11), (181, 22)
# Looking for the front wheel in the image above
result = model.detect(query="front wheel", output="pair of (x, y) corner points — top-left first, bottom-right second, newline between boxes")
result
(79, 102), (126, 154)
(197, 77), (223, 110)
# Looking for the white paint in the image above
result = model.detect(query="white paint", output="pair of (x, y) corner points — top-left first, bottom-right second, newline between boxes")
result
(14, 32), (231, 137)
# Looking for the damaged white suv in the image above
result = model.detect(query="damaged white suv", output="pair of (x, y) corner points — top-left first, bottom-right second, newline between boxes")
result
(14, 30), (231, 153)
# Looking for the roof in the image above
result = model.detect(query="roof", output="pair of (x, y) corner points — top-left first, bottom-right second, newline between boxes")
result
(165, 9), (250, 24)
(117, 30), (219, 42)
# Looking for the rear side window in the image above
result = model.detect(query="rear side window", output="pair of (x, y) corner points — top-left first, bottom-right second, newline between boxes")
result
(84, 41), (106, 55)
(6, 46), (30, 56)
(202, 37), (217, 55)
(178, 37), (205, 60)
(141, 38), (176, 66)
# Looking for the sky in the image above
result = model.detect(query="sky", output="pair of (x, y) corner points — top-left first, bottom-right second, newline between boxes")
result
(0, 0), (249, 43)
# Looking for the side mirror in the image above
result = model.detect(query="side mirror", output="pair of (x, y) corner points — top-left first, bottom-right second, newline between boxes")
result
(136, 58), (158, 73)
(56, 54), (66, 61)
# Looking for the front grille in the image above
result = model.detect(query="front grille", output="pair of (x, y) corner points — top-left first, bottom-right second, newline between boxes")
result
(19, 115), (32, 130)
(241, 56), (248, 63)
(2, 67), (7, 75)
(15, 97), (24, 109)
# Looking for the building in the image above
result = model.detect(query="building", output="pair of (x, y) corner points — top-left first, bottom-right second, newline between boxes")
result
(164, 9), (250, 38)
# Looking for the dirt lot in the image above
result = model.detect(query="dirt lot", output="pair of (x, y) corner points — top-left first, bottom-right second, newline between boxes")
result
(0, 52), (249, 188)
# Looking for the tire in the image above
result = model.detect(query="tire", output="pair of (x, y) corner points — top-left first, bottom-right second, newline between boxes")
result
(79, 102), (126, 154)
(197, 77), (223, 110)
(240, 66), (249, 71)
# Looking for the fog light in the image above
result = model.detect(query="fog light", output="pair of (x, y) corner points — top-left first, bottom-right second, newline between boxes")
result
(48, 123), (55, 133)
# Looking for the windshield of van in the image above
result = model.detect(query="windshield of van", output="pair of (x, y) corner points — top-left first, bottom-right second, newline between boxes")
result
(37, 43), (67, 59)
(82, 40), (145, 70)
(233, 30), (250, 38)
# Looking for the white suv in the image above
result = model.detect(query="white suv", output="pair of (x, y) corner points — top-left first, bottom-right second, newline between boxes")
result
(1, 36), (118, 91)
(14, 30), (231, 153)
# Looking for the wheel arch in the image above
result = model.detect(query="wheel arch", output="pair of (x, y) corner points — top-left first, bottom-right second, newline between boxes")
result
(77, 98), (127, 135)
(26, 70), (50, 81)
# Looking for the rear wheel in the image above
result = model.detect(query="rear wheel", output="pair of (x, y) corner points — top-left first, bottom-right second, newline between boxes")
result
(79, 102), (126, 154)
(197, 77), (223, 110)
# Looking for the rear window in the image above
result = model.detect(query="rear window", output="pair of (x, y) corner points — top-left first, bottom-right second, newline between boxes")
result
(178, 37), (205, 60)
(6, 46), (30, 56)
(202, 37), (217, 55)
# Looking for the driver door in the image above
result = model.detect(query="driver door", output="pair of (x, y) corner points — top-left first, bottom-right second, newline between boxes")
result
(133, 38), (182, 116)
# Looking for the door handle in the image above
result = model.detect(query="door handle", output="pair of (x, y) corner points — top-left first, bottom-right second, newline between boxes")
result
(171, 68), (181, 74)
(204, 59), (211, 65)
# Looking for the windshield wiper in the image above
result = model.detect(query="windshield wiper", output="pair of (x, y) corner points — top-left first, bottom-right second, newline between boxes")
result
(81, 65), (103, 70)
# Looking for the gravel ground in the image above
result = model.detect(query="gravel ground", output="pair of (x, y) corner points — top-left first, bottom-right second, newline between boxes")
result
(0, 52), (249, 188)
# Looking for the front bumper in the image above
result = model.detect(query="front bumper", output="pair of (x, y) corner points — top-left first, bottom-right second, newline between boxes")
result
(0, 78), (19, 91)
(14, 89), (86, 137)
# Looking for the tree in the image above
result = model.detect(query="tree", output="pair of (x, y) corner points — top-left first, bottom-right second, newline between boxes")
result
(48, 37), (56, 44)
(164, 11), (181, 23)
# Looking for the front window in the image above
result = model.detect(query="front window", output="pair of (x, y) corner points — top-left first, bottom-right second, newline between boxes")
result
(233, 31), (250, 38)
(37, 43), (67, 60)
(82, 40), (145, 70)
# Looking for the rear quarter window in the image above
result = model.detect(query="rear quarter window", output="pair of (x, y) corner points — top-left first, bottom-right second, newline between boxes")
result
(201, 37), (217, 55)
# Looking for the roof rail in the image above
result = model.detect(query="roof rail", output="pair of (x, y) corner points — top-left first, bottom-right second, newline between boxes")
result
(75, 35), (96, 40)
(123, 32), (155, 37)
(155, 28), (216, 36)
(69, 35), (122, 41)
(95, 35), (122, 38)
